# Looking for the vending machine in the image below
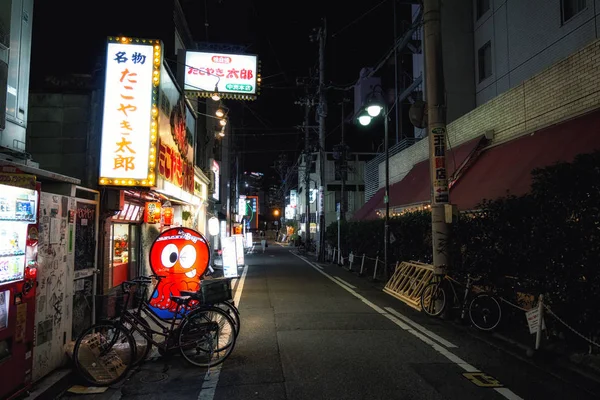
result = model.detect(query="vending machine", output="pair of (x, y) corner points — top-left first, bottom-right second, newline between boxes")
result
(0, 168), (39, 400)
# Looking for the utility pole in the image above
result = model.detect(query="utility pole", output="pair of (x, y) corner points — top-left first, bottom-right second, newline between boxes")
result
(336, 99), (349, 265)
(340, 99), (347, 222)
(304, 100), (311, 244)
(393, 0), (400, 144)
(317, 18), (327, 262)
(294, 94), (314, 243)
(423, 0), (449, 275)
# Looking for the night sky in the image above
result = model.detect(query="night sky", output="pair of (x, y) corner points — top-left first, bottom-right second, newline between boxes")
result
(30, 0), (407, 175)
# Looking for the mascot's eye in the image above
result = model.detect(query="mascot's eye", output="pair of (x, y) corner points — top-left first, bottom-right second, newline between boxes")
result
(161, 243), (178, 268)
(179, 244), (197, 269)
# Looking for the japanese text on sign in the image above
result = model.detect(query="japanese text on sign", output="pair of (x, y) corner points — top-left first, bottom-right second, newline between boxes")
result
(431, 126), (449, 204)
(99, 42), (154, 180)
(184, 51), (258, 95)
(158, 140), (194, 194)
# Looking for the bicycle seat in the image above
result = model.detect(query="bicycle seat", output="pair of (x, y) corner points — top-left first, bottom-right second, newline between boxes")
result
(179, 290), (199, 298)
(169, 295), (191, 305)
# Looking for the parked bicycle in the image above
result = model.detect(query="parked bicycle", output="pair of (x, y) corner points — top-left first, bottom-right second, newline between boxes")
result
(420, 273), (503, 331)
(72, 274), (237, 386)
(297, 238), (316, 255)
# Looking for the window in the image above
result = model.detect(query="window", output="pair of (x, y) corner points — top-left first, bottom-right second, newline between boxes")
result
(478, 41), (492, 82)
(561, 0), (586, 23)
(476, 0), (490, 19)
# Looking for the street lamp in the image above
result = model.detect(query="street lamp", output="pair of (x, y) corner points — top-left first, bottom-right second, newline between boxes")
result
(359, 89), (390, 282)
(357, 110), (372, 126)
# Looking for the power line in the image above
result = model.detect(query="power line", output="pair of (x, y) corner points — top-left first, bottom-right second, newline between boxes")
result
(331, 0), (390, 38)
(326, 9), (423, 91)
(250, 0), (290, 85)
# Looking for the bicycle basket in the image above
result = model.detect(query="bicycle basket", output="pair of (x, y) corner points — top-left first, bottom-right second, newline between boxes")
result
(199, 278), (233, 304)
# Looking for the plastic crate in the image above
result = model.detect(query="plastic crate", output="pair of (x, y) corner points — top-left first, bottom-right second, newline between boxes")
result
(199, 278), (233, 304)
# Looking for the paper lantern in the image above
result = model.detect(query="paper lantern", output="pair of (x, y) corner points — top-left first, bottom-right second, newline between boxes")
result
(144, 202), (161, 223)
(208, 217), (220, 236)
(162, 207), (174, 226)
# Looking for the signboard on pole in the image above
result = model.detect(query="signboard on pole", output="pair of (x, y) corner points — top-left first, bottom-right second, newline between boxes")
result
(431, 125), (449, 204)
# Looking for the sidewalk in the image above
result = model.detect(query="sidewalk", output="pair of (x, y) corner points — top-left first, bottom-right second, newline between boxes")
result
(312, 255), (600, 393)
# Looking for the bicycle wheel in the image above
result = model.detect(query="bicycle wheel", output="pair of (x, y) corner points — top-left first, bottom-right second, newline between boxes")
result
(178, 306), (237, 367)
(121, 318), (153, 365)
(421, 282), (447, 316)
(215, 301), (241, 337)
(72, 321), (135, 386)
(469, 293), (502, 331)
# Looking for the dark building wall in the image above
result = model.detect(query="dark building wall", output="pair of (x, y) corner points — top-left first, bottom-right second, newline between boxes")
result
(27, 90), (98, 186)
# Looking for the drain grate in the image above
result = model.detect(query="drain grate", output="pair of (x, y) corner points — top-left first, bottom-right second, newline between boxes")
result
(140, 372), (169, 383)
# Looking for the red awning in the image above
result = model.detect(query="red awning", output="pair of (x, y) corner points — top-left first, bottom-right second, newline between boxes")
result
(352, 135), (484, 220)
(451, 110), (600, 210)
(351, 187), (384, 221)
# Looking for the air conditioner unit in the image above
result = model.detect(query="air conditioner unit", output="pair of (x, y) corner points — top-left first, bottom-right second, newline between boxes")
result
(103, 189), (124, 212)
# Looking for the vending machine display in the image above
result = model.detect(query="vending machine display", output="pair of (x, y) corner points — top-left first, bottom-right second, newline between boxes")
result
(0, 174), (39, 400)
(0, 186), (36, 286)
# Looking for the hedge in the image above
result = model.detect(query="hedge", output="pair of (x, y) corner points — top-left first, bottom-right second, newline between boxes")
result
(326, 150), (600, 341)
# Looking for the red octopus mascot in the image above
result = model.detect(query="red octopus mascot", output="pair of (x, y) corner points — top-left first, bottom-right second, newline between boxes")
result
(148, 227), (210, 319)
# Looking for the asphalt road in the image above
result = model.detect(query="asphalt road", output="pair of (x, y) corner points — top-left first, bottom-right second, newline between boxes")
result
(60, 245), (600, 400)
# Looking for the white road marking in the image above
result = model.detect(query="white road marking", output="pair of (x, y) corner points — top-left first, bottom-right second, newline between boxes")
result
(198, 264), (249, 400)
(385, 307), (458, 348)
(332, 276), (357, 289)
(291, 252), (523, 400)
(494, 388), (525, 400)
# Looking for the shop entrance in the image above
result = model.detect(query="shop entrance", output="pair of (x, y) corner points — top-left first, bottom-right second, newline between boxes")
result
(110, 223), (141, 287)
(110, 202), (142, 288)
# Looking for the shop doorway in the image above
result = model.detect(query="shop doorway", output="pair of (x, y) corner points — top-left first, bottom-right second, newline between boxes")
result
(110, 202), (143, 288)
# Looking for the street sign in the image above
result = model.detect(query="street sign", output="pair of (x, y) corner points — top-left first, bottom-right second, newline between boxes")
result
(526, 308), (546, 334)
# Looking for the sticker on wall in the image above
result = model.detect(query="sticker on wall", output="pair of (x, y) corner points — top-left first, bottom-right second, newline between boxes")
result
(148, 227), (210, 319)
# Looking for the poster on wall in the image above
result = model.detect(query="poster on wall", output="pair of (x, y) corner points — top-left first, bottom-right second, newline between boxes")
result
(34, 193), (74, 382)
(75, 202), (96, 272)
(221, 236), (238, 278)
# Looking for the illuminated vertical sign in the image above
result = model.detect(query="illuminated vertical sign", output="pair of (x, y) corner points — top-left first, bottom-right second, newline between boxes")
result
(245, 195), (258, 230)
(290, 190), (297, 208)
(99, 37), (162, 187)
(211, 160), (220, 201)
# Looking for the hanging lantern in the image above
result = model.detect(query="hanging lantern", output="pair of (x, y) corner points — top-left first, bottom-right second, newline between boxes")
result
(162, 207), (174, 226)
(144, 202), (162, 223)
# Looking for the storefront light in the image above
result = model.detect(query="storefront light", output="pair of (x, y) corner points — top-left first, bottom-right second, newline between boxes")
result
(208, 217), (220, 236)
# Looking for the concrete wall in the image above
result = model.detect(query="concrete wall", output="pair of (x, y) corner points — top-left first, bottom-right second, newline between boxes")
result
(412, 0), (477, 128)
(474, 0), (600, 105)
(380, 38), (600, 188)
(27, 93), (92, 185)
(442, 0), (477, 123)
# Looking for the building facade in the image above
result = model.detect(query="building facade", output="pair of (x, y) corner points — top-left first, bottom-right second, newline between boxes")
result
(296, 151), (377, 239)
(356, 0), (600, 220)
